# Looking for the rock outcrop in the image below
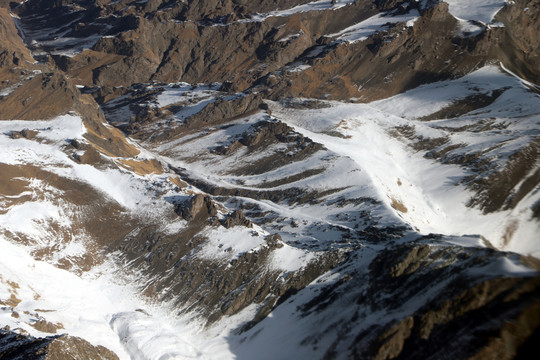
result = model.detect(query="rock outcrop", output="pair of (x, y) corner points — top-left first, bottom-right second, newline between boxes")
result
(0, 329), (119, 360)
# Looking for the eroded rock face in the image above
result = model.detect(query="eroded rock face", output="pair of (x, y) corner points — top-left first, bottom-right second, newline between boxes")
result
(10, 0), (538, 103)
(175, 194), (218, 221)
(288, 241), (540, 360)
(0, 330), (119, 360)
(468, 137), (540, 215)
(494, 0), (540, 85)
(221, 210), (253, 228)
(0, 6), (33, 67)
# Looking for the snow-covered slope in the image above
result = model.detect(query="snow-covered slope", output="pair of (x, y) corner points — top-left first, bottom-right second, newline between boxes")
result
(444, 0), (507, 23)
(1, 0), (540, 359)
(271, 65), (540, 257)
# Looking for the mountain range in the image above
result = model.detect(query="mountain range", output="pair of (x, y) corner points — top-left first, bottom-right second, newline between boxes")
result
(0, 0), (539, 359)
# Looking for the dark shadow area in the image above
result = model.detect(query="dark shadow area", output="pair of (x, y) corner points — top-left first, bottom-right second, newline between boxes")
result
(0, 328), (60, 359)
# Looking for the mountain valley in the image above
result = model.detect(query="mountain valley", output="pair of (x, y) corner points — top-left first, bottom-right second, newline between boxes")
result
(0, 1), (539, 359)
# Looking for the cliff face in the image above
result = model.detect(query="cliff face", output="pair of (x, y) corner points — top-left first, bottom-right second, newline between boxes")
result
(10, 0), (540, 99)
(0, 1), (539, 359)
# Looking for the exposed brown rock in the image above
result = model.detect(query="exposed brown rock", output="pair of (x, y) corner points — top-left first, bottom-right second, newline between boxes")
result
(0, 72), (78, 120)
(46, 335), (119, 360)
(0, 163), (143, 271)
(1, 1), (539, 358)
(221, 210), (253, 229)
(0, 329), (119, 360)
(30, 319), (64, 334)
(468, 136), (540, 214)
(0, 66), (140, 160)
(53, 50), (125, 88)
(0, 7), (34, 67)
(175, 194), (218, 221)
(9, 128), (38, 139)
(418, 89), (508, 121)
(168, 175), (188, 189)
(494, 0), (540, 86)
(119, 158), (164, 175)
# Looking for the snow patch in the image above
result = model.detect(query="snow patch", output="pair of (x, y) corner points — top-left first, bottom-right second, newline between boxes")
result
(327, 9), (420, 43)
(444, 0), (507, 24)
(197, 226), (267, 262)
(249, 0), (356, 22)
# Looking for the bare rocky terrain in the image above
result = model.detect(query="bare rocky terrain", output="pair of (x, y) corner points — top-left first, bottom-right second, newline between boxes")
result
(0, 0), (539, 359)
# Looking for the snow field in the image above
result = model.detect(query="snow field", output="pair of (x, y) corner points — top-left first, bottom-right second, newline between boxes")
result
(249, 0), (356, 22)
(444, 0), (508, 24)
(270, 65), (540, 257)
(327, 9), (420, 43)
(0, 235), (229, 360)
(0, 112), (325, 359)
(0, 115), (222, 358)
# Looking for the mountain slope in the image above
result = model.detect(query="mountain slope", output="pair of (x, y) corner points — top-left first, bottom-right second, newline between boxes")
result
(0, 0), (539, 359)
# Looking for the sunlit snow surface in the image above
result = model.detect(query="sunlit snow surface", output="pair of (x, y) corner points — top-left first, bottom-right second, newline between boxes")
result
(444, 0), (508, 23)
(0, 115), (172, 212)
(270, 65), (540, 257)
(327, 9), (420, 43)
(249, 0), (356, 21)
(0, 116), (233, 359)
(0, 114), (306, 359)
(1, 1), (537, 359)
(0, 236), (223, 360)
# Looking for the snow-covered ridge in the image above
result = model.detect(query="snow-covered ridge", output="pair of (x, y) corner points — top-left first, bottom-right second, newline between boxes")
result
(248, 0), (356, 22)
(0, 112), (323, 359)
(0, 116), (166, 211)
(270, 65), (540, 258)
(0, 234), (224, 360)
(0, 115), (217, 359)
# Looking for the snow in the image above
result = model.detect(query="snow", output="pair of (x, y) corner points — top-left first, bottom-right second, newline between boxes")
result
(277, 108), (477, 235)
(34, 34), (104, 57)
(468, 256), (538, 277)
(0, 200), (69, 239)
(279, 30), (304, 42)
(327, 9), (420, 43)
(284, 63), (312, 73)
(0, 237), (132, 358)
(0, 114), (85, 142)
(52, 165), (143, 209)
(269, 244), (316, 272)
(0, 111), (335, 358)
(156, 83), (220, 108)
(249, 0), (356, 22)
(0, 112), (231, 357)
(456, 19), (485, 37)
(148, 65), (540, 259)
(269, 65), (540, 258)
(500, 62), (540, 90)
(197, 226), (268, 262)
(371, 65), (535, 118)
(156, 114), (294, 177)
(110, 312), (208, 360)
(101, 93), (136, 125)
(1, 41), (538, 360)
(0, 235), (225, 360)
(444, 0), (508, 24)
(0, 115), (170, 214)
(13, 12), (109, 57)
(0, 85), (17, 97)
